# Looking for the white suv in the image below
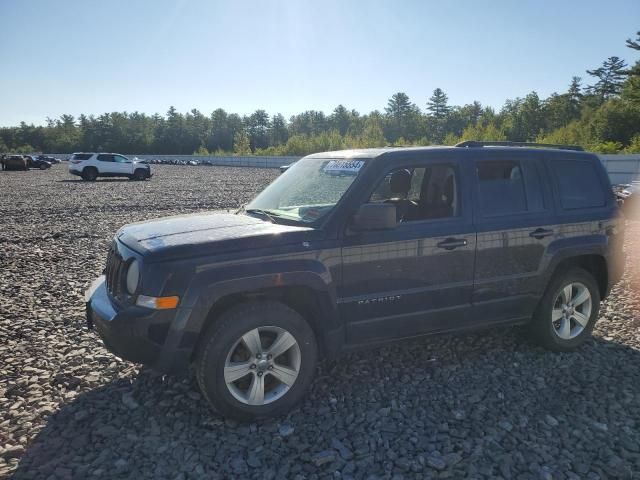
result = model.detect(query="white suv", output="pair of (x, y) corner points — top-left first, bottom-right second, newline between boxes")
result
(68, 153), (152, 181)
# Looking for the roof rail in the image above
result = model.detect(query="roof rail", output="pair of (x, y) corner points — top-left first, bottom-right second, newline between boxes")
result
(454, 140), (584, 152)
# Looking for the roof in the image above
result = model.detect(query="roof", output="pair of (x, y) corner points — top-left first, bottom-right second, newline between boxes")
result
(305, 145), (593, 160)
(305, 146), (449, 159)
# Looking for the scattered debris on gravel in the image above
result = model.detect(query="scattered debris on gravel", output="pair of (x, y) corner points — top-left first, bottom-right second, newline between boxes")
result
(1, 165), (639, 479)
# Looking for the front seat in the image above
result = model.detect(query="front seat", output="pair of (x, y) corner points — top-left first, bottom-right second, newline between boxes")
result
(385, 169), (417, 222)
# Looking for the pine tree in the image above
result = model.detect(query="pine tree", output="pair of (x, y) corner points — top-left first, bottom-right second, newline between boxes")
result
(385, 93), (417, 118)
(623, 31), (640, 104)
(626, 31), (640, 51)
(329, 105), (352, 135)
(586, 57), (628, 101)
(270, 114), (288, 146)
(233, 129), (251, 155)
(384, 93), (420, 142)
(426, 88), (451, 119)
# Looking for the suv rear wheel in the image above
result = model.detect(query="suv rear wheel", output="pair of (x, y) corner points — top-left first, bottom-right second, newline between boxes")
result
(82, 167), (98, 181)
(530, 268), (600, 351)
(195, 301), (317, 420)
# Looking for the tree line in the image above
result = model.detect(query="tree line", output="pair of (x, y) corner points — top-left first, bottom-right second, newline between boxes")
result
(2, 31), (640, 156)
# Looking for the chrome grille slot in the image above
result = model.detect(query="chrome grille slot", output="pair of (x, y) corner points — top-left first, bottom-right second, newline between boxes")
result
(105, 245), (125, 297)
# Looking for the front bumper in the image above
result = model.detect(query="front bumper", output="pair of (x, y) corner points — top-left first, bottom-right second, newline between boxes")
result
(86, 276), (191, 373)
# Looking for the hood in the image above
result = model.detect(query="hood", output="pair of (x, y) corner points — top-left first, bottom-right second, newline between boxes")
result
(117, 212), (315, 261)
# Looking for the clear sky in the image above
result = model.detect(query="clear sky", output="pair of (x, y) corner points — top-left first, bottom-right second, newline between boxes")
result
(0, 0), (638, 126)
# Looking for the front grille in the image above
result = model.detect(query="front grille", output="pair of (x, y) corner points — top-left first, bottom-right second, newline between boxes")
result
(105, 245), (126, 298)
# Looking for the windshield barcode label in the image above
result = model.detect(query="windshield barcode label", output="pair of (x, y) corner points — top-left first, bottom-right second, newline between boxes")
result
(323, 160), (365, 174)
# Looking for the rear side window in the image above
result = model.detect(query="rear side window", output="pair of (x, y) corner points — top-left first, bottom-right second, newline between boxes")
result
(72, 153), (92, 160)
(551, 160), (606, 209)
(476, 160), (527, 215)
(97, 154), (115, 162)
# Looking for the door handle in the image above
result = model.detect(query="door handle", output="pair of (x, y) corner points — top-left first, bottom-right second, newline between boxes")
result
(437, 238), (468, 250)
(529, 228), (554, 240)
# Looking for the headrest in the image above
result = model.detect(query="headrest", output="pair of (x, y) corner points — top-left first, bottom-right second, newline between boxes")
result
(389, 169), (412, 195)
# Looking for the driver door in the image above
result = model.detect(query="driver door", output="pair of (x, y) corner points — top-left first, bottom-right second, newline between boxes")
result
(339, 158), (477, 344)
(113, 154), (133, 175)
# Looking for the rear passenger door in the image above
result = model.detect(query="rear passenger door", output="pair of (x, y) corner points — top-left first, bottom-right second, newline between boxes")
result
(96, 154), (116, 174)
(472, 151), (555, 323)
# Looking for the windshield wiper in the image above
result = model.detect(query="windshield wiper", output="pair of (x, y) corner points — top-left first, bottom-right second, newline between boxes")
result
(245, 208), (277, 223)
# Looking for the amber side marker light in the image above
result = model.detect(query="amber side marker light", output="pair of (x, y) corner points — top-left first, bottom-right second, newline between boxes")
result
(136, 295), (180, 310)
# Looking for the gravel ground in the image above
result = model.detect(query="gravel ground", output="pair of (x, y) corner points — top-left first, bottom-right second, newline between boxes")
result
(1, 164), (640, 480)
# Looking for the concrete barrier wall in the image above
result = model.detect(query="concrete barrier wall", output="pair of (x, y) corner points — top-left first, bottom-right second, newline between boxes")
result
(599, 155), (640, 185)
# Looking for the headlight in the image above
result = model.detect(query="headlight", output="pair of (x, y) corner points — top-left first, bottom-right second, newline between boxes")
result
(126, 259), (140, 294)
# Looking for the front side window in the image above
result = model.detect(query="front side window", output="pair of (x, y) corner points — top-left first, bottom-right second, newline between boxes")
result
(114, 155), (129, 163)
(368, 164), (459, 222)
(246, 158), (367, 224)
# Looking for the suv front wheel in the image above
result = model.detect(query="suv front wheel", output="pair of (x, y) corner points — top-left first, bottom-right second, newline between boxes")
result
(195, 301), (318, 420)
(531, 268), (601, 351)
(132, 169), (147, 181)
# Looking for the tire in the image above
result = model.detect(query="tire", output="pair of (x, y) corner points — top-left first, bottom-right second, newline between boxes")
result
(132, 169), (147, 181)
(39, 163), (49, 170)
(530, 268), (600, 352)
(195, 301), (318, 420)
(82, 167), (98, 181)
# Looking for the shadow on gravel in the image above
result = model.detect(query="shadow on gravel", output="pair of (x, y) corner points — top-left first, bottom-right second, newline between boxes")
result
(57, 179), (134, 183)
(12, 331), (640, 479)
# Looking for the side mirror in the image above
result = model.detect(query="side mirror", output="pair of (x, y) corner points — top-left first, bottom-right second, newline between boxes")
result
(352, 203), (397, 230)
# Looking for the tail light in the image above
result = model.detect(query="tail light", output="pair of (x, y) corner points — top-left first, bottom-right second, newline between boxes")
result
(70, 160), (83, 164)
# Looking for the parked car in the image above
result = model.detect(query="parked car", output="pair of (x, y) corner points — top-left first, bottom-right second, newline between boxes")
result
(2, 155), (29, 171)
(37, 155), (61, 164)
(614, 181), (639, 220)
(24, 155), (52, 170)
(85, 141), (624, 420)
(68, 153), (152, 181)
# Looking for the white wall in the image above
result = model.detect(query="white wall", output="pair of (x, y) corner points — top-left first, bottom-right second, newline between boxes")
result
(599, 154), (640, 184)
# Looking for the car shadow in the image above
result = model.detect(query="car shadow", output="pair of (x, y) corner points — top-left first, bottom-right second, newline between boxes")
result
(58, 179), (134, 183)
(10, 332), (640, 479)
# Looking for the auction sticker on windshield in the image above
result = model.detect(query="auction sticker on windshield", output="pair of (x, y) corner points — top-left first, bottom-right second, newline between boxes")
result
(323, 160), (365, 175)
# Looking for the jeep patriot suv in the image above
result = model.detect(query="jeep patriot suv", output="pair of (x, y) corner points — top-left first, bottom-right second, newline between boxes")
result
(85, 141), (624, 419)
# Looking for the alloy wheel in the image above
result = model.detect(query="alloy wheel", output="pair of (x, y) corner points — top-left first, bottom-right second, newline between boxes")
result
(551, 282), (592, 340)
(224, 326), (301, 405)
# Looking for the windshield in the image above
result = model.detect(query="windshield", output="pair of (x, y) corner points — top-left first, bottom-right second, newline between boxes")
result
(246, 157), (367, 223)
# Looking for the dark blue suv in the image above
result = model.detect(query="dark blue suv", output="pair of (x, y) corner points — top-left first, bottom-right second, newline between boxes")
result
(85, 142), (625, 419)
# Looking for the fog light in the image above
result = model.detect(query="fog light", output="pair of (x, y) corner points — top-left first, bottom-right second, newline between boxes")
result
(136, 295), (179, 310)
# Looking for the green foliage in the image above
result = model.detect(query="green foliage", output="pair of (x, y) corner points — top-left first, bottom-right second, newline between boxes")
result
(426, 88), (451, 119)
(623, 135), (640, 153)
(586, 56), (628, 102)
(194, 145), (210, 155)
(1, 31), (640, 156)
(233, 130), (251, 155)
(589, 141), (624, 154)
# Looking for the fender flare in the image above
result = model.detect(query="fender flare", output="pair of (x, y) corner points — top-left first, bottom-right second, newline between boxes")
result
(171, 259), (341, 356)
(541, 234), (609, 286)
